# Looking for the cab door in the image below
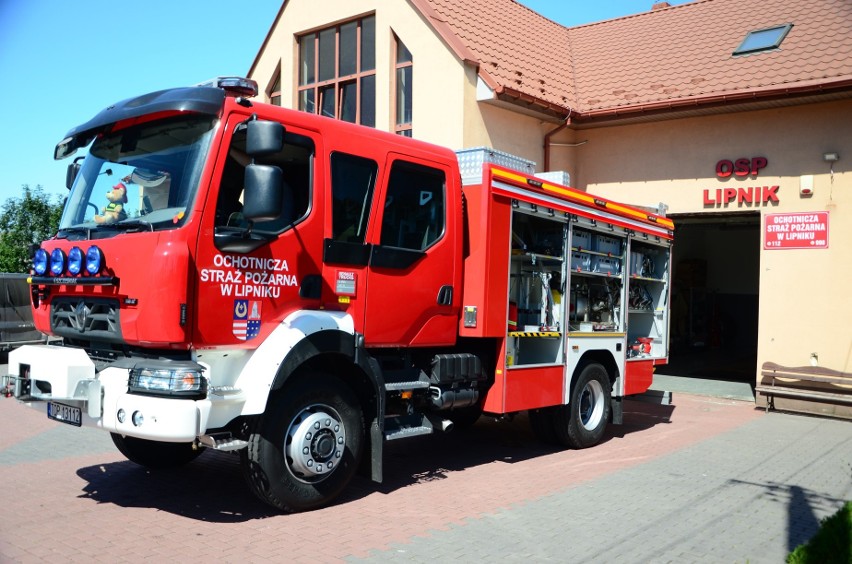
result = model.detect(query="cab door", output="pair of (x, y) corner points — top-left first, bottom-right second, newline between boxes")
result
(194, 114), (323, 346)
(320, 151), (381, 337)
(361, 155), (459, 347)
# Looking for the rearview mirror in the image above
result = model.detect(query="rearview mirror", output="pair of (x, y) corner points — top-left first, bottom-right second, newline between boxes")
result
(246, 120), (284, 157)
(243, 164), (283, 222)
(65, 158), (83, 190)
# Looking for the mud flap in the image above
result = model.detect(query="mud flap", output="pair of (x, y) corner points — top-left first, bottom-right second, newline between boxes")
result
(611, 396), (623, 425)
(369, 418), (383, 482)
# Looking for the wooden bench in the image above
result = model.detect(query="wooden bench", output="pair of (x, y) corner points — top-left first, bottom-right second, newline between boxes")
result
(757, 362), (852, 412)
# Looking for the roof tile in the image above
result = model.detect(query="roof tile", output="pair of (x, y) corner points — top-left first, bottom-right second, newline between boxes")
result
(418, 0), (852, 117)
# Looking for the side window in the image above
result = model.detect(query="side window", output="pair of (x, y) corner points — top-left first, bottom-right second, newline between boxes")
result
(298, 16), (376, 127)
(330, 153), (378, 243)
(380, 162), (445, 251)
(215, 126), (314, 233)
(393, 35), (413, 137)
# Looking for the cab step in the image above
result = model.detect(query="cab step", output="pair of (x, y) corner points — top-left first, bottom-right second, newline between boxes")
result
(384, 425), (434, 441)
(198, 433), (248, 451)
(383, 413), (434, 441)
(384, 381), (430, 392)
(383, 413), (453, 441)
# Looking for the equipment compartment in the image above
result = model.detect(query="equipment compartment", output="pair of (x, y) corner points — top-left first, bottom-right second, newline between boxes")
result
(629, 242), (668, 281)
(507, 208), (567, 367)
(626, 236), (672, 360)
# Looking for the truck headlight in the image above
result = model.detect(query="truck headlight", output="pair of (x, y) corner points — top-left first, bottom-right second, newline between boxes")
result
(128, 366), (207, 399)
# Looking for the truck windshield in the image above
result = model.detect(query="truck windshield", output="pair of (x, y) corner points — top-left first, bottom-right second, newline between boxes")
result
(58, 114), (216, 239)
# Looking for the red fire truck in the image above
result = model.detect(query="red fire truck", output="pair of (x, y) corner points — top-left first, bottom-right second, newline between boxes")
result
(5, 78), (673, 512)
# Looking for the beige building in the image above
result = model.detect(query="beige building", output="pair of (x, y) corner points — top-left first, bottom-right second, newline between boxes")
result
(249, 0), (852, 416)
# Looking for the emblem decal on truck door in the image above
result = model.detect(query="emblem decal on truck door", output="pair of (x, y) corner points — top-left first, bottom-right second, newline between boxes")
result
(233, 299), (261, 340)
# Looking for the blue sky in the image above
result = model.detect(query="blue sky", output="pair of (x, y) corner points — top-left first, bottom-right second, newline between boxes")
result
(0, 0), (686, 206)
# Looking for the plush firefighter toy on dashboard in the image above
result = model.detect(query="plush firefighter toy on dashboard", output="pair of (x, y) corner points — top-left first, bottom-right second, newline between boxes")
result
(94, 182), (128, 224)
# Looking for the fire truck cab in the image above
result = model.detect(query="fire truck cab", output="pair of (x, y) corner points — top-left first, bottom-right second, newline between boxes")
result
(7, 78), (673, 512)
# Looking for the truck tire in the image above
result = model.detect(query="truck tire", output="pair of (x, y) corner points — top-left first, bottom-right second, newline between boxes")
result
(110, 433), (203, 469)
(242, 373), (364, 512)
(553, 362), (611, 449)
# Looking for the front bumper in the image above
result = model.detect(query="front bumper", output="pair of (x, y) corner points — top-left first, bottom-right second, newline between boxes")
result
(6, 345), (211, 442)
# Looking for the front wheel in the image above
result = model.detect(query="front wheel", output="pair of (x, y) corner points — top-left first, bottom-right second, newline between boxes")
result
(242, 373), (364, 513)
(110, 433), (203, 469)
(553, 362), (611, 449)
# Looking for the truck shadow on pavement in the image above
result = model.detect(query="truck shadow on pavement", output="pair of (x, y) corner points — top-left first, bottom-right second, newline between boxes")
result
(74, 398), (674, 522)
(75, 451), (279, 522)
(353, 399), (676, 498)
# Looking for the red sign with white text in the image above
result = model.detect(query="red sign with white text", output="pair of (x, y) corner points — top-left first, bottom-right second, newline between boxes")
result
(764, 212), (829, 249)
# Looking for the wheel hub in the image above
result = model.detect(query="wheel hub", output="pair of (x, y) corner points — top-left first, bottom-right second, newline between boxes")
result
(285, 406), (346, 482)
(579, 380), (605, 431)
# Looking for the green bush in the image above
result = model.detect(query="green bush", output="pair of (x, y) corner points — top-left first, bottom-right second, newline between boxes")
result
(787, 501), (852, 563)
(0, 185), (63, 273)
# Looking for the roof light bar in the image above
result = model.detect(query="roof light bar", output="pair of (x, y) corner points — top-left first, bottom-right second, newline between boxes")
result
(196, 76), (258, 98)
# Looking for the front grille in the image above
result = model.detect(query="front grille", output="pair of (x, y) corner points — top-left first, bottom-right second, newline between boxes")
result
(51, 297), (122, 343)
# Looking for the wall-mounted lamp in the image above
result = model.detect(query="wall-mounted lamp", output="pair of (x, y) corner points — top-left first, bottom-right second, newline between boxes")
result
(824, 152), (839, 184)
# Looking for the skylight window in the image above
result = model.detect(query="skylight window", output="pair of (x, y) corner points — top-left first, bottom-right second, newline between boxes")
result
(733, 24), (793, 56)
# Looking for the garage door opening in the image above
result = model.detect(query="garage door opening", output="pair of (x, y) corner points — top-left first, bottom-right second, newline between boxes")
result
(656, 212), (760, 382)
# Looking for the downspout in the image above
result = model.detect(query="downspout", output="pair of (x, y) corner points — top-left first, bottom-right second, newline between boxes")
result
(543, 111), (571, 172)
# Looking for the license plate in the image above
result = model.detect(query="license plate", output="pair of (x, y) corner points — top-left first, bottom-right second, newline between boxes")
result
(47, 401), (82, 427)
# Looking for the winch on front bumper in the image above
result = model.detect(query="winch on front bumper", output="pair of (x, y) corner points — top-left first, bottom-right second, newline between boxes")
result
(5, 345), (101, 416)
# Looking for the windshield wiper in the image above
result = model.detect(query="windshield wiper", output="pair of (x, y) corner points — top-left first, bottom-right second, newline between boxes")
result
(96, 219), (154, 233)
(56, 226), (94, 239)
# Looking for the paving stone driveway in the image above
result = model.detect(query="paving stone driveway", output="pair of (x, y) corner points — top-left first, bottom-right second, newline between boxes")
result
(1, 392), (849, 562)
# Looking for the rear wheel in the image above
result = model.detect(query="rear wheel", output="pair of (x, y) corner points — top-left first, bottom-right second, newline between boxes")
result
(110, 433), (203, 469)
(554, 362), (611, 449)
(242, 373), (364, 512)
